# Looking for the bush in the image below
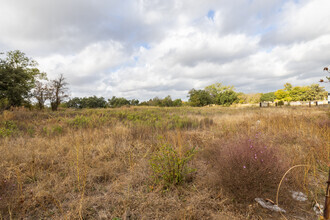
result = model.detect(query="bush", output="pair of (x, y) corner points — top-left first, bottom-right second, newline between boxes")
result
(68, 116), (90, 128)
(207, 135), (290, 202)
(0, 120), (17, 137)
(149, 143), (196, 188)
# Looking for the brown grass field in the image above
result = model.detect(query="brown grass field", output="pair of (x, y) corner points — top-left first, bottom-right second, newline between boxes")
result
(0, 105), (329, 219)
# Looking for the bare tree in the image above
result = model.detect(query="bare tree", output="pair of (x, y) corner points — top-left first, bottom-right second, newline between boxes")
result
(48, 74), (68, 111)
(32, 80), (48, 110)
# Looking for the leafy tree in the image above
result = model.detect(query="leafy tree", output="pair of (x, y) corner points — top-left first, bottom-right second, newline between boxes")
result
(48, 74), (69, 111)
(108, 96), (130, 108)
(188, 89), (212, 107)
(66, 97), (82, 108)
(204, 83), (238, 106)
(161, 95), (173, 107)
(205, 83), (233, 97)
(66, 96), (107, 108)
(173, 99), (182, 107)
(289, 86), (304, 101)
(0, 50), (42, 107)
(130, 99), (139, 106)
(309, 83), (326, 100)
(217, 90), (238, 106)
(284, 83), (293, 92)
(276, 83), (325, 102)
(83, 96), (107, 108)
(260, 92), (276, 102)
(274, 89), (289, 101)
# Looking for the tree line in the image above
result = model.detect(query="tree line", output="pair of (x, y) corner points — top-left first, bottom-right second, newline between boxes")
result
(0, 50), (328, 110)
(0, 50), (68, 111)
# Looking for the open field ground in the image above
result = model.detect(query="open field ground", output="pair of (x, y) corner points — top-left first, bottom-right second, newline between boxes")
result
(0, 106), (329, 219)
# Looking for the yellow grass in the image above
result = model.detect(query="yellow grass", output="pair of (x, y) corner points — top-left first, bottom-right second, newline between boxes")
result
(0, 106), (329, 219)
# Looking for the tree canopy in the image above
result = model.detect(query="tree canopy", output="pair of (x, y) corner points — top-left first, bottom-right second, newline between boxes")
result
(0, 50), (43, 107)
(274, 83), (326, 102)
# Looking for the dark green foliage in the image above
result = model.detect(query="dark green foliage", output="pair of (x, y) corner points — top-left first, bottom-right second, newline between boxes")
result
(66, 97), (82, 108)
(129, 99), (139, 106)
(67, 96), (107, 109)
(188, 89), (213, 107)
(0, 50), (42, 107)
(0, 98), (10, 111)
(260, 92), (276, 102)
(188, 83), (238, 107)
(108, 96), (130, 108)
(137, 96), (182, 107)
(216, 90), (238, 106)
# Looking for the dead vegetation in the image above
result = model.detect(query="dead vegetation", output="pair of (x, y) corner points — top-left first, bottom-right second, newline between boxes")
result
(0, 106), (329, 219)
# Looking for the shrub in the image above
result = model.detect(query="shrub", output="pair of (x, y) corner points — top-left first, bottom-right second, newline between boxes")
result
(69, 115), (90, 128)
(149, 143), (196, 188)
(207, 135), (290, 202)
(0, 120), (17, 137)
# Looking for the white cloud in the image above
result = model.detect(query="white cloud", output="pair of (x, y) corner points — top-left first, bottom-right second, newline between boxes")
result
(0, 0), (329, 100)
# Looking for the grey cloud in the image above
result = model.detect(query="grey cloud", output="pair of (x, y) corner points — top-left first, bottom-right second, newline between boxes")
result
(1, 0), (328, 100)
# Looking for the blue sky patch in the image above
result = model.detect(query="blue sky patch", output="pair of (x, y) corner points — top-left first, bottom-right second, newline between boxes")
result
(207, 10), (215, 20)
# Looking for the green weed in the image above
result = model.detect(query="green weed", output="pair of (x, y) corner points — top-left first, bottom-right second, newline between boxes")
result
(149, 143), (196, 188)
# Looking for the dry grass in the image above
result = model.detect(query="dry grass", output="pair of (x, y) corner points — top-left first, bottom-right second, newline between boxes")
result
(0, 106), (329, 219)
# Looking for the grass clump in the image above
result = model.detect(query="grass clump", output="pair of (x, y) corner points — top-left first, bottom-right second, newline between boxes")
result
(0, 120), (17, 137)
(207, 134), (290, 202)
(149, 143), (196, 188)
(68, 115), (90, 128)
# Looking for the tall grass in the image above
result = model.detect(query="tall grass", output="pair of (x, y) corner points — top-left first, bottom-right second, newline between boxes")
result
(0, 106), (328, 219)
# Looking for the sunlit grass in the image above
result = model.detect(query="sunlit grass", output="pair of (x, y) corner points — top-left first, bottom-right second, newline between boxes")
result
(0, 106), (328, 219)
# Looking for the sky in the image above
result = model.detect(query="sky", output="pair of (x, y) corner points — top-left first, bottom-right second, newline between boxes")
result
(0, 0), (329, 101)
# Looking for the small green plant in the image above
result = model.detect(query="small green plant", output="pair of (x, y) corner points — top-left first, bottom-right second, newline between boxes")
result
(149, 143), (196, 188)
(0, 121), (17, 137)
(52, 125), (63, 135)
(69, 115), (90, 128)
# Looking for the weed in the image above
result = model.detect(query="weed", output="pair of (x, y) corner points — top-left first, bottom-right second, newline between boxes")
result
(0, 120), (17, 137)
(69, 115), (90, 128)
(149, 143), (196, 188)
(206, 134), (291, 202)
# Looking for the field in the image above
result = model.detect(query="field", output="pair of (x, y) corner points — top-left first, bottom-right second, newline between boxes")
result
(0, 105), (329, 219)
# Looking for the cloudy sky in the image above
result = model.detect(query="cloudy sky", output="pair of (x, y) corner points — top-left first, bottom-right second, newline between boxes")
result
(0, 0), (329, 100)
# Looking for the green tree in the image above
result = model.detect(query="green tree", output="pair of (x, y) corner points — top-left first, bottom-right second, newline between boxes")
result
(309, 84), (325, 100)
(205, 82), (238, 106)
(129, 99), (139, 106)
(66, 97), (82, 108)
(217, 90), (238, 106)
(108, 96), (130, 108)
(260, 92), (276, 102)
(0, 50), (42, 107)
(83, 96), (107, 108)
(161, 95), (173, 107)
(173, 99), (182, 107)
(274, 89), (289, 101)
(284, 83), (293, 92)
(188, 89), (212, 107)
